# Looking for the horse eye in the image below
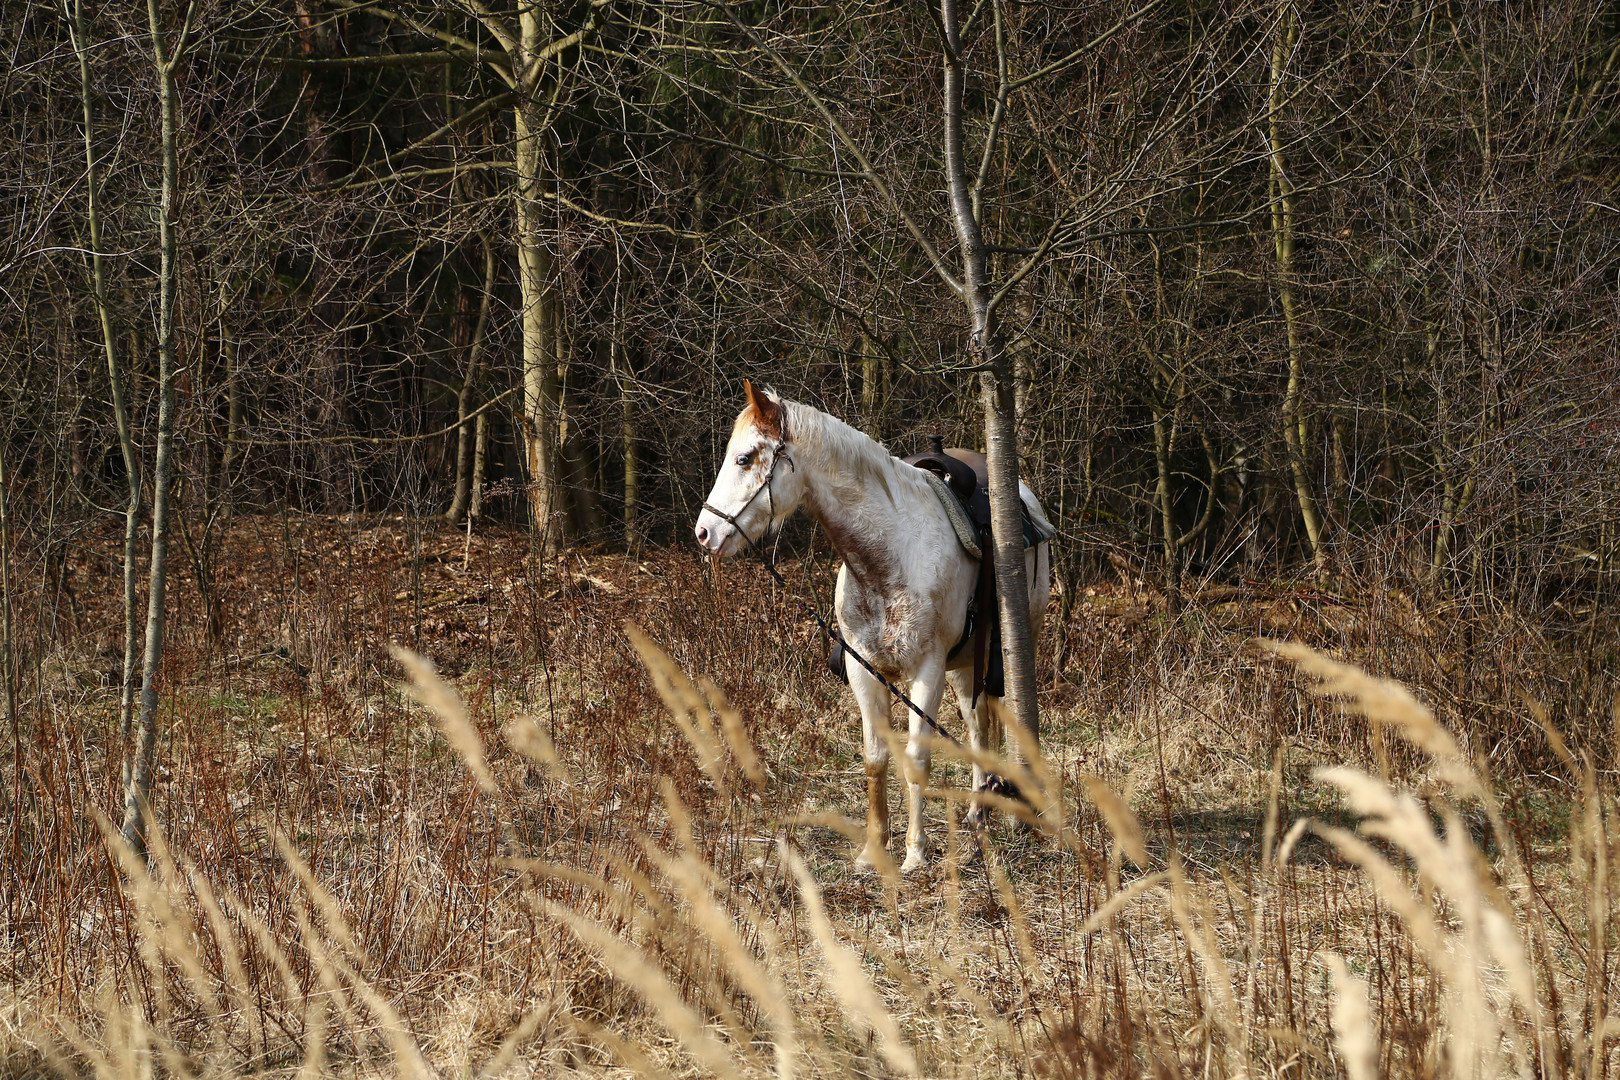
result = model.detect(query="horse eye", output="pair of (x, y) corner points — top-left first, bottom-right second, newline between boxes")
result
(735, 450), (756, 467)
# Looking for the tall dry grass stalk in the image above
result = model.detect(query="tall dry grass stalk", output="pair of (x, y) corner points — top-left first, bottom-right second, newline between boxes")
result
(391, 643), (496, 793)
(13, 628), (1614, 1080)
(1266, 639), (1556, 1080)
(1321, 953), (1378, 1080)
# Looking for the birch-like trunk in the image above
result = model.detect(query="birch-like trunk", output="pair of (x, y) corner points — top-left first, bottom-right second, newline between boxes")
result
(437, 1), (602, 552)
(1266, 3), (1325, 572)
(515, 81), (563, 554)
(941, 0), (1039, 749)
(66, 0), (143, 756)
(448, 234), (495, 523)
(122, 0), (191, 856)
(469, 411), (489, 521)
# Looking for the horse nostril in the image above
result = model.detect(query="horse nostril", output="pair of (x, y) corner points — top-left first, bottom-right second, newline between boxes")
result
(695, 524), (709, 545)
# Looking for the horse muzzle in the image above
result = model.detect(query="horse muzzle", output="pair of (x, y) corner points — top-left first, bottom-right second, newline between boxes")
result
(693, 510), (739, 556)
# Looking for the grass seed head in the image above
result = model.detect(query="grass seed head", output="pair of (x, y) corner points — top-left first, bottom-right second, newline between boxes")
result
(391, 643), (496, 793)
(780, 841), (919, 1077)
(1322, 953), (1379, 1080)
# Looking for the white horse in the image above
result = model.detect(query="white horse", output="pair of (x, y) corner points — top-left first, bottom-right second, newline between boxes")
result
(695, 382), (1052, 871)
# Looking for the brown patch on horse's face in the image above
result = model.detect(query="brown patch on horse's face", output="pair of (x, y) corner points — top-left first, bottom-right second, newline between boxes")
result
(741, 379), (785, 441)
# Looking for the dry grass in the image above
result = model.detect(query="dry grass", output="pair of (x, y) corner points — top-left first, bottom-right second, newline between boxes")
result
(2, 514), (1617, 1079)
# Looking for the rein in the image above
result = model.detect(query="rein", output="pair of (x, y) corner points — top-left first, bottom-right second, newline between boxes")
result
(706, 442), (1018, 800)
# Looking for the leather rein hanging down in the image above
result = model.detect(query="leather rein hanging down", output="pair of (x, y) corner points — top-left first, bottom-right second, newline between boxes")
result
(704, 438), (1018, 799)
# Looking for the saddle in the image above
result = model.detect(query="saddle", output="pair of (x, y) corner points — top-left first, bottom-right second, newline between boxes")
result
(904, 439), (1002, 705)
(904, 437), (1047, 551)
(827, 435), (1044, 708)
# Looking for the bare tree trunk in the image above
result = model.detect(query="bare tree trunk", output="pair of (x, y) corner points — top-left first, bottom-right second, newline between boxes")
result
(1266, 2), (1325, 573)
(469, 410), (488, 521)
(941, 0), (1039, 750)
(220, 330), (243, 485)
(594, 180), (638, 542)
(858, 331), (885, 420)
(558, 372), (602, 537)
(620, 388), (637, 538)
(1326, 412), (1349, 528)
(1010, 301), (1036, 446)
(614, 311), (638, 541)
(1429, 428), (1476, 589)
(1152, 393), (1182, 613)
(361, 0), (602, 552)
(66, 0), (143, 759)
(515, 80), (563, 555)
(0, 446), (17, 747)
(122, 0), (193, 856)
(448, 233), (495, 522)
(0, 441), (20, 882)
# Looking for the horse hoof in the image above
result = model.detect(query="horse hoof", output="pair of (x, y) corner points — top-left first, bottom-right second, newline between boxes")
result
(854, 843), (887, 870)
(900, 849), (928, 873)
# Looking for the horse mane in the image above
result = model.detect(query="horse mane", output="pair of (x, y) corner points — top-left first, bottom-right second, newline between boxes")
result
(783, 400), (927, 500)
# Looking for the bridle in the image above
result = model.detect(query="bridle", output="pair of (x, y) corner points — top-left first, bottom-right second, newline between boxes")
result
(701, 440), (795, 556)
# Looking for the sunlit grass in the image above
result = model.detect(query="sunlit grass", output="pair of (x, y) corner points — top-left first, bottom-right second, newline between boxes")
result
(3, 522), (1614, 1079)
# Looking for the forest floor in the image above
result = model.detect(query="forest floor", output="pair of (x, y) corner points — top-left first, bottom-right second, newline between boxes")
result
(1, 512), (1611, 1079)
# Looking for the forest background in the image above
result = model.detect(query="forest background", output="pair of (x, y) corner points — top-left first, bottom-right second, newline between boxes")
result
(8, 0), (1618, 604)
(4, 0), (1620, 1076)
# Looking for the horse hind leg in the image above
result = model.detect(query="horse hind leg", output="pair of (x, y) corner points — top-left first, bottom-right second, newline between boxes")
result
(946, 667), (994, 830)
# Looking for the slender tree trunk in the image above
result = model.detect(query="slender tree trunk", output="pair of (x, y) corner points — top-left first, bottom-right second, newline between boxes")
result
(615, 302), (638, 539)
(515, 82), (563, 555)
(1429, 430), (1475, 589)
(0, 446), (17, 747)
(1152, 393), (1182, 613)
(220, 331), (243, 485)
(596, 177), (638, 541)
(433, 0), (602, 553)
(448, 233), (496, 523)
(1010, 302), (1036, 446)
(66, 0), (143, 759)
(1327, 413), (1349, 527)
(469, 410), (488, 521)
(621, 389), (637, 537)
(1266, 2), (1325, 573)
(1, 442), (21, 890)
(122, 0), (191, 856)
(941, 0), (1039, 750)
(559, 374), (602, 537)
(859, 332), (884, 420)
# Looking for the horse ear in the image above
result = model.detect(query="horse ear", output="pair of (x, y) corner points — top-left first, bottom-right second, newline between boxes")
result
(744, 379), (784, 439)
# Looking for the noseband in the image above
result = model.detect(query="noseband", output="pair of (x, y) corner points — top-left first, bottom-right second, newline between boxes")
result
(702, 444), (795, 557)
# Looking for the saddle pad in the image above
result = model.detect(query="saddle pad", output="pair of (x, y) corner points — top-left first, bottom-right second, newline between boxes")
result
(919, 470), (982, 559)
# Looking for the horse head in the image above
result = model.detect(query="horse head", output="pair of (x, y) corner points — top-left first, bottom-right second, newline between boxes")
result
(694, 381), (805, 556)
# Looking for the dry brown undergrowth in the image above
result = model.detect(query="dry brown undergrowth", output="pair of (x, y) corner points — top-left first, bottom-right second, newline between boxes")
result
(4, 625), (1616, 1080)
(3, 520), (1616, 1079)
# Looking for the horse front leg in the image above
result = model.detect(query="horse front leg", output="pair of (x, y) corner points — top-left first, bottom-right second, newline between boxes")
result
(901, 656), (949, 872)
(848, 665), (893, 868)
